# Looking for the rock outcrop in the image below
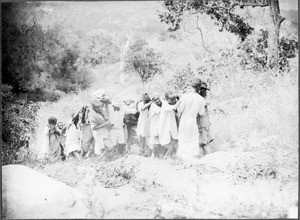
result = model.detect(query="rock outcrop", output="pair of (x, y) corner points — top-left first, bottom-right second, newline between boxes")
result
(2, 165), (90, 219)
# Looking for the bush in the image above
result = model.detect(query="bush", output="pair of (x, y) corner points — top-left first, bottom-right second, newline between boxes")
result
(167, 64), (196, 92)
(2, 85), (40, 165)
(125, 40), (163, 84)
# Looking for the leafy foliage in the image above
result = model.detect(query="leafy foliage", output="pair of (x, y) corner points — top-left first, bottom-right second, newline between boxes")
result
(2, 85), (40, 165)
(2, 3), (94, 100)
(1, 3), (98, 164)
(77, 34), (120, 67)
(239, 29), (298, 71)
(125, 39), (163, 83)
(167, 64), (196, 92)
(158, 0), (254, 41)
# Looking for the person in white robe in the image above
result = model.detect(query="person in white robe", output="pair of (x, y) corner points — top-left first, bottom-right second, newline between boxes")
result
(148, 94), (162, 157)
(159, 91), (181, 159)
(136, 93), (153, 156)
(65, 113), (81, 159)
(176, 84), (206, 162)
(40, 117), (62, 159)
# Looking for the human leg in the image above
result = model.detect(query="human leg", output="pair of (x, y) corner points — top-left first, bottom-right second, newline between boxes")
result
(138, 136), (146, 154)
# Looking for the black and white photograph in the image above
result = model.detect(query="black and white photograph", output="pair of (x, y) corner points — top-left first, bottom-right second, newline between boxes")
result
(2, 0), (298, 218)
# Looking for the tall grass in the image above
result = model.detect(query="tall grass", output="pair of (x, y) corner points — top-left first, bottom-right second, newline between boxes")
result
(207, 61), (298, 170)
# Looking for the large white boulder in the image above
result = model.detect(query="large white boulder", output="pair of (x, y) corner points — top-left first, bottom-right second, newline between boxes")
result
(2, 165), (90, 219)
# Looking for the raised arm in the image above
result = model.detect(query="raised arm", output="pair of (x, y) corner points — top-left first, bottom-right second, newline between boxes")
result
(138, 100), (153, 111)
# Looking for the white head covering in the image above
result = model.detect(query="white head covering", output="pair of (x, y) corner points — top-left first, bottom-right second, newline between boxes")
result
(92, 89), (105, 100)
(112, 97), (123, 108)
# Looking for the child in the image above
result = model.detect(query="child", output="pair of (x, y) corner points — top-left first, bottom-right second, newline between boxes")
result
(65, 113), (82, 159)
(159, 91), (181, 159)
(197, 82), (214, 156)
(40, 116), (62, 159)
(136, 93), (152, 156)
(148, 94), (162, 158)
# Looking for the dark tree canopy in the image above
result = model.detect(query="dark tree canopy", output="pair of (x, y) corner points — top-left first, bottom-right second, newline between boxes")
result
(158, 0), (256, 41)
(158, 0), (288, 69)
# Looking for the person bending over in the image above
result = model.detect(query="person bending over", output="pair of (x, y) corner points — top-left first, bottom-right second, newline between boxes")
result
(89, 99), (114, 156)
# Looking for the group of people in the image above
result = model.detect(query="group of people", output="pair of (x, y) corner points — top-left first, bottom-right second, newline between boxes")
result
(40, 78), (213, 162)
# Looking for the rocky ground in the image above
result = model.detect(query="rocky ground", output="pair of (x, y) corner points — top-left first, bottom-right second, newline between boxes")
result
(26, 142), (298, 219)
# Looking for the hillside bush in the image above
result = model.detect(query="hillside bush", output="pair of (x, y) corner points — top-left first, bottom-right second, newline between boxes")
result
(2, 85), (40, 165)
(167, 64), (196, 92)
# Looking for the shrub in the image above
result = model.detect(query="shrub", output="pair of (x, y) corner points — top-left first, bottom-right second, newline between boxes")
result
(125, 40), (163, 84)
(2, 85), (40, 165)
(167, 64), (196, 92)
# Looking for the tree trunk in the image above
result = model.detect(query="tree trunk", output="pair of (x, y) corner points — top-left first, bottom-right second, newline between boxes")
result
(267, 0), (285, 70)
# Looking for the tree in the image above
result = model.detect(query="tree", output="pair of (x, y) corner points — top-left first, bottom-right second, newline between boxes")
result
(239, 29), (298, 71)
(125, 39), (163, 84)
(158, 0), (285, 70)
(2, 2), (95, 99)
(111, 31), (134, 84)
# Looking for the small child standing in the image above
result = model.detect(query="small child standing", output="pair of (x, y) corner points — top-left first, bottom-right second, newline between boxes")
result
(197, 82), (214, 156)
(65, 113), (82, 159)
(159, 91), (181, 159)
(136, 93), (152, 156)
(40, 116), (62, 159)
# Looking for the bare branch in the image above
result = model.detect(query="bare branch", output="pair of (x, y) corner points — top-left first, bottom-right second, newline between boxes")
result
(189, 0), (269, 15)
(23, 21), (36, 34)
(278, 16), (285, 24)
(229, 1), (269, 11)
(195, 15), (211, 55)
(21, 14), (30, 27)
(183, 20), (194, 34)
(211, 0), (269, 12)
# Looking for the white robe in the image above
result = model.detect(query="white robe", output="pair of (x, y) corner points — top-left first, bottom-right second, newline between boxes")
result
(40, 126), (61, 158)
(176, 92), (205, 160)
(148, 103), (161, 145)
(65, 123), (81, 156)
(158, 100), (178, 146)
(136, 102), (150, 137)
